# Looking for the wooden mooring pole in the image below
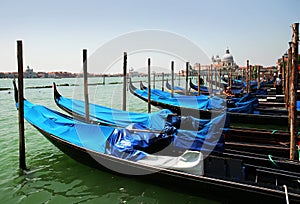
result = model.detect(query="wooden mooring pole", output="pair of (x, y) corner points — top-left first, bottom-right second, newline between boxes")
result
(286, 43), (292, 110)
(214, 65), (217, 93)
(17, 40), (26, 170)
(289, 22), (299, 160)
(185, 62), (189, 95)
(162, 72), (164, 91)
(257, 66), (261, 90)
(153, 72), (155, 89)
(198, 63), (201, 96)
(171, 61), (174, 98)
(178, 70), (180, 86)
(148, 58), (151, 113)
(229, 66), (232, 88)
(250, 65), (253, 84)
(210, 65), (213, 93)
(242, 66), (244, 84)
(246, 60), (249, 93)
(122, 52), (127, 111)
(282, 56), (286, 95)
(83, 49), (90, 122)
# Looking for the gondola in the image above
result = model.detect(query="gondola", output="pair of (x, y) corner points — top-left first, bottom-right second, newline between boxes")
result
(165, 79), (211, 95)
(139, 80), (258, 113)
(189, 79), (244, 95)
(53, 83), (298, 158)
(189, 80), (293, 111)
(53, 82), (223, 131)
(13, 83), (300, 203)
(130, 79), (297, 127)
(186, 79), (224, 95)
(164, 79), (197, 95)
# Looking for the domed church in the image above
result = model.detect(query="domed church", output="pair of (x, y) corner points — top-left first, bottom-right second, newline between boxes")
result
(222, 48), (234, 66)
(212, 48), (238, 69)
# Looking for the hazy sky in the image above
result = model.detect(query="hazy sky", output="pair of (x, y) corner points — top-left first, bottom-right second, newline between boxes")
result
(0, 0), (299, 73)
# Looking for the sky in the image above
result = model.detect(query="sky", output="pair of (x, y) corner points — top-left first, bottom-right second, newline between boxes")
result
(0, 0), (299, 73)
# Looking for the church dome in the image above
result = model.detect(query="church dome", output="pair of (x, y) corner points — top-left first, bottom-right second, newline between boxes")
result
(222, 49), (233, 62)
(215, 55), (221, 62)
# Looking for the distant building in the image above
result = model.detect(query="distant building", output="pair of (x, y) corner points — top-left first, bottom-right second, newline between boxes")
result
(212, 55), (222, 65)
(24, 66), (37, 78)
(129, 67), (139, 77)
(212, 48), (239, 76)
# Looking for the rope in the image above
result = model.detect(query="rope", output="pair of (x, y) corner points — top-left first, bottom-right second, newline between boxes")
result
(283, 185), (289, 204)
(271, 130), (278, 134)
(268, 155), (279, 167)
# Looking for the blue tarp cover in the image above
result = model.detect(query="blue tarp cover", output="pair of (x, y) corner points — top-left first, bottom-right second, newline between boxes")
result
(135, 87), (227, 111)
(20, 100), (225, 162)
(20, 100), (113, 153)
(135, 87), (258, 114)
(56, 96), (173, 130)
(56, 95), (226, 131)
(106, 113), (226, 160)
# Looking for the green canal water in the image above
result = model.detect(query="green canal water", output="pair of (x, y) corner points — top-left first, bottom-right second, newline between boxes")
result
(0, 77), (223, 204)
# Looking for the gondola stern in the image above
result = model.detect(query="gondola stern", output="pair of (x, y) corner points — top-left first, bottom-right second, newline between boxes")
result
(13, 78), (18, 104)
(53, 82), (62, 101)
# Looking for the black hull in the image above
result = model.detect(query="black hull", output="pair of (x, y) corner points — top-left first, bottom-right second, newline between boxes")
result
(36, 126), (300, 204)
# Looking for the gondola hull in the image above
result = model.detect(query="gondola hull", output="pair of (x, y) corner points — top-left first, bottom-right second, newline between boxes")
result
(37, 125), (300, 204)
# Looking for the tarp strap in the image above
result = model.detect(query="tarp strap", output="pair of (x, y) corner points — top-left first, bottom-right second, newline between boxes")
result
(268, 155), (278, 167)
(283, 185), (289, 204)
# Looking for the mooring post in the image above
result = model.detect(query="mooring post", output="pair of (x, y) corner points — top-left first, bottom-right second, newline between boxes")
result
(284, 55), (287, 108)
(257, 65), (260, 90)
(83, 49), (90, 122)
(162, 72), (164, 91)
(287, 43), (292, 110)
(289, 22), (299, 160)
(178, 70), (181, 86)
(242, 66), (244, 84)
(198, 63), (201, 96)
(250, 65), (253, 85)
(185, 62), (189, 95)
(282, 56), (285, 94)
(103, 75), (105, 85)
(153, 71), (155, 89)
(246, 60), (249, 93)
(214, 65), (217, 93)
(17, 40), (26, 170)
(122, 52), (127, 111)
(229, 66), (232, 88)
(171, 61), (174, 98)
(147, 58), (151, 113)
(218, 68), (221, 92)
(210, 65), (213, 93)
